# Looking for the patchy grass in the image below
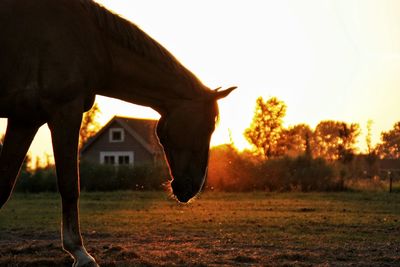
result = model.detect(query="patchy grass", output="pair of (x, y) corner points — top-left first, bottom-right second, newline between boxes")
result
(346, 178), (400, 193)
(0, 191), (399, 266)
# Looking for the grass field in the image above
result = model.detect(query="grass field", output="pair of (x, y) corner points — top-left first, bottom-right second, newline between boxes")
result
(0, 191), (399, 266)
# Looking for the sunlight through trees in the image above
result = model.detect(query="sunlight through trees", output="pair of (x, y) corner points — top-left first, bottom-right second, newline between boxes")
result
(244, 97), (286, 159)
(244, 96), (363, 162)
(376, 122), (400, 159)
(79, 103), (101, 150)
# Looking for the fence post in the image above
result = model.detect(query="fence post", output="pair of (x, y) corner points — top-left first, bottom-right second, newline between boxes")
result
(388, 171), (392, 193)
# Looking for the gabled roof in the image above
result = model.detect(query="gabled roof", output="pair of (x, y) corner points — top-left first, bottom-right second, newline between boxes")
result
(81, 116), (162, 155)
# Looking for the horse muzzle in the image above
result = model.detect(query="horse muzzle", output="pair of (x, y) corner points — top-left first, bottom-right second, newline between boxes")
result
(171, 177), (203, 203)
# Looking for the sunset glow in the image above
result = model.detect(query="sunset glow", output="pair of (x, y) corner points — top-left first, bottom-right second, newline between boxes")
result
(1, 0), (400, 163)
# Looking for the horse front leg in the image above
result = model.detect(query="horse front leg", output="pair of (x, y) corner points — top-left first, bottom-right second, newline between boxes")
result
(0, 119), (39, 208)
(48, 100), (98, 267)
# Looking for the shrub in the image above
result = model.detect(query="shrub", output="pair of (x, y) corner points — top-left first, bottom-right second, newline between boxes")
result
(15, 167), (57, 193)
(14, 161), (169, 193)
(13, 152), (340, 193)
(243, 155), (338, 192)
(79, 161), (169, 191)
(258, 155), (337, 191)
(289, 156), (337, 191)
(207, 145), (338, 192)
(206, 145), (259, 191)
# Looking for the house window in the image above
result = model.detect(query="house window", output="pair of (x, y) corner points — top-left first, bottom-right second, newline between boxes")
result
(100, 152), (134, 166)
(118, 155), (130, 165)
(109, 128), (124, 143)
(104, 155), (115, 165)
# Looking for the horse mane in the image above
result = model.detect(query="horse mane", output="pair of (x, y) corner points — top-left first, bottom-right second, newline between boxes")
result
(80, 0), (204, 93)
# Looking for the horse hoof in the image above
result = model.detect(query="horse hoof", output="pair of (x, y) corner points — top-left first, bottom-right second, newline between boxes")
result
(73, 257), (99, 267)
(79, 262), (99, 267)
(73, 261), (99, 267)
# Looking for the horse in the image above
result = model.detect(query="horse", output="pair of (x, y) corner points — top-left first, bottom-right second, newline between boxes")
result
(0, 0), (236, 266)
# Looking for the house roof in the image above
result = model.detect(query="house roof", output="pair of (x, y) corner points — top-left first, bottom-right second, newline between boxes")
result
(81, 116), (162, 155)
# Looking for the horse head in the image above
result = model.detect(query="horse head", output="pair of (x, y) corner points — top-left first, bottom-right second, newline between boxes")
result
(156, 86), (236, 202)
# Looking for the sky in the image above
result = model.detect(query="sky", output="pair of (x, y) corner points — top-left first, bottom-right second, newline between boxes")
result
(1, 0), (400, 164)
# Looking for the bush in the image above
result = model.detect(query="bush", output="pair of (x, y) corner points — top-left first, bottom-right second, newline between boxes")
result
(206, 145), (259, 191)
(13, 152), (340, 193)
(14, 161), (169, 193)
(15, 167), (57, 193)
(259, 155), (338, 192)
(207, 145), (338, 192)
(79, 161), (169, 191)
(288, 156), (337, 191)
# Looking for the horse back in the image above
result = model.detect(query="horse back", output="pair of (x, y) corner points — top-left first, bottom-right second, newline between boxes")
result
(0, 0), (110, 119)
(0, 0), (109, 101)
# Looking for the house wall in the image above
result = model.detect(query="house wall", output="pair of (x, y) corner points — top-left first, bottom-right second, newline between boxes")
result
(81, 121), (155, 165)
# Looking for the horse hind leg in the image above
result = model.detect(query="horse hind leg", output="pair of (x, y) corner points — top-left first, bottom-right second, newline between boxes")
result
(0, 119), (39, 208)
(48, 99), (98, 267)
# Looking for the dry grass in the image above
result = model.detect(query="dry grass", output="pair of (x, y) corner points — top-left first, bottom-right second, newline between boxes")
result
(346, 177), (400, 193)
(0, 191), (399, 266)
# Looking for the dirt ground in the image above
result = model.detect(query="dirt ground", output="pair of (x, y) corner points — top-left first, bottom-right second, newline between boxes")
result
(0, 192), (399, 266)
(1, 230), (399, 267)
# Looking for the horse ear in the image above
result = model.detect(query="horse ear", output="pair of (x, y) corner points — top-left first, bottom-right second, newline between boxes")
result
(213, 86), (237, 100)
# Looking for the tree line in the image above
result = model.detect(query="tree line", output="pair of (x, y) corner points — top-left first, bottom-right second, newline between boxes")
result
(244, 96), (399, 161)
(3, 97), (399, 193)
(205, 96), (399, 192)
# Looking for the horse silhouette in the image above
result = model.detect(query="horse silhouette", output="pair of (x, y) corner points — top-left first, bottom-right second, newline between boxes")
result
(0, 0), (235, 266)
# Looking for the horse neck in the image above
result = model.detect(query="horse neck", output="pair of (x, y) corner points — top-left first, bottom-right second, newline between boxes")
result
(99, 40), (206, 114)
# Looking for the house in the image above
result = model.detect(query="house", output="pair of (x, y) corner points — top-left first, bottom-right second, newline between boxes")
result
(81, 116), (163, 166)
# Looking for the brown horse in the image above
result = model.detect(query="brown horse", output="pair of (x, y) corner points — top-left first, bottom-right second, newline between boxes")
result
(0, 0), (235, 266)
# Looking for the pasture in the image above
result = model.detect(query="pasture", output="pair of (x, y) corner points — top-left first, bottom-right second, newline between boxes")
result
(0, 191), (399, 266)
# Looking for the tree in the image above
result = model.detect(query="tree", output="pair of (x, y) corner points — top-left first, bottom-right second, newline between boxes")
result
(244, 97), (287, 159)
(364, 120), (378, 176)
(314, 121), (339, 160)
(366, 120), (374, 154)
(338, 122), (360, 163)
(314, 121), (360, 161)
(79, 103), (101, 149)
(376, 121), (400, 159)
(278, 124), (313, 157)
